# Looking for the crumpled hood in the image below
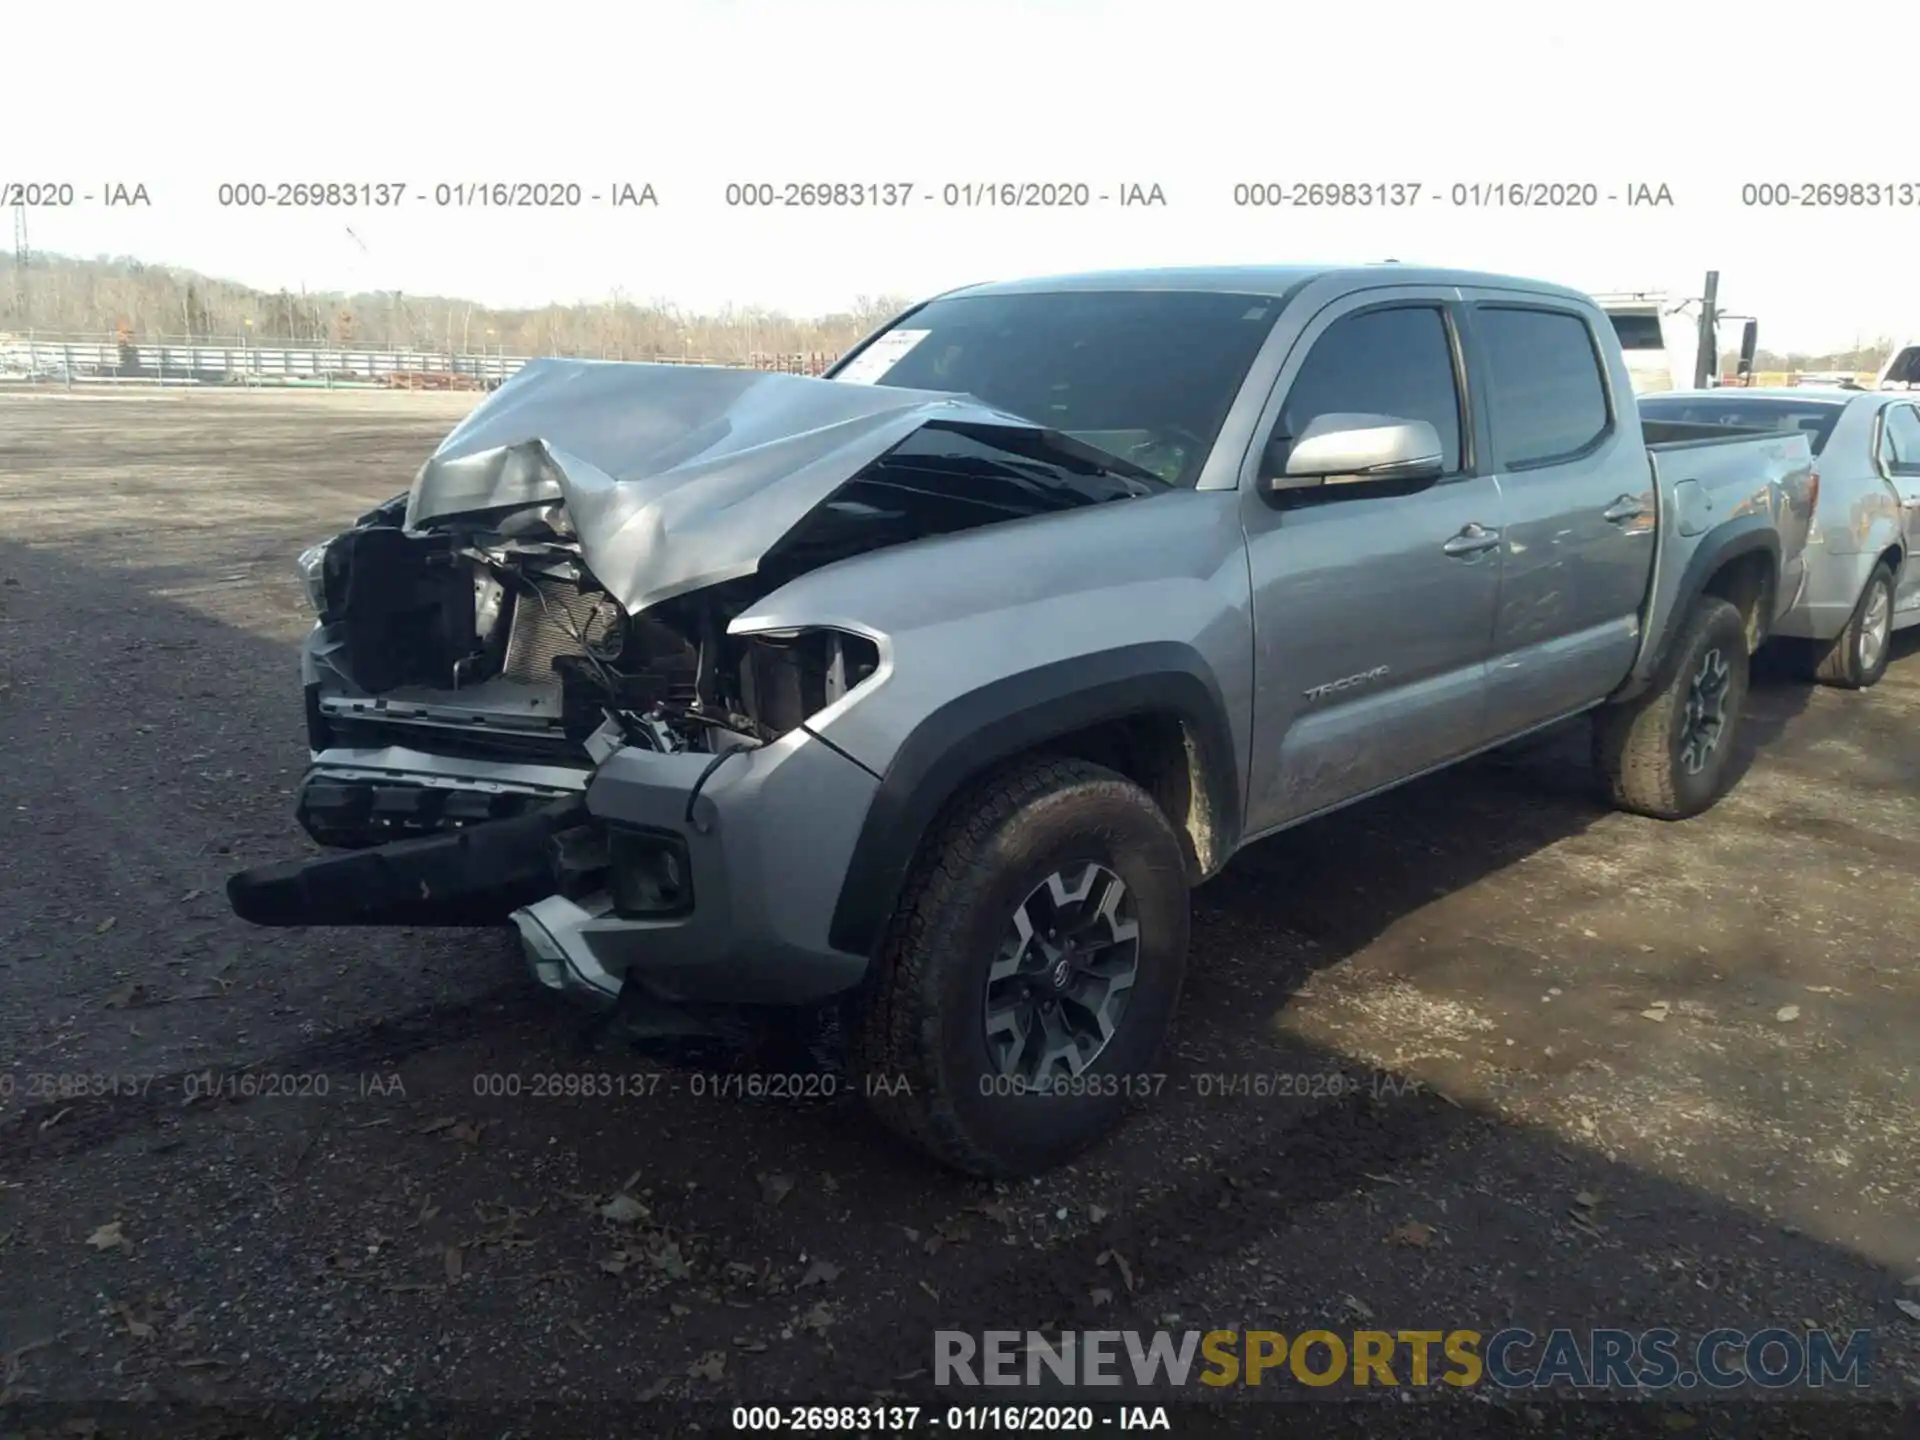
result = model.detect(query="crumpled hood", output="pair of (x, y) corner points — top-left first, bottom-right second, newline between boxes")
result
(405, 357), (1037, 615)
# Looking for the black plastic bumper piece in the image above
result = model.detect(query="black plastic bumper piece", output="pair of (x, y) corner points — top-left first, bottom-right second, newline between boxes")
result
(227, 797), (587, 928)
(297, 774), (561, 850)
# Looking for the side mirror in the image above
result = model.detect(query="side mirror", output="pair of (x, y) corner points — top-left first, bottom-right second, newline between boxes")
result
(1736, 319), (1759, 382)
(1264, 413), (1446, 494)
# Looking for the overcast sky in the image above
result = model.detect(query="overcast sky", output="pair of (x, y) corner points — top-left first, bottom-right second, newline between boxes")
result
(10, 0), (1918, 352)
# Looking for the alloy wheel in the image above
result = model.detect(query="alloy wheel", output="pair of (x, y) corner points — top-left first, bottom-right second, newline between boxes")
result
(983, 863), (1141, 1088)
(1679, 646), (1731, 776)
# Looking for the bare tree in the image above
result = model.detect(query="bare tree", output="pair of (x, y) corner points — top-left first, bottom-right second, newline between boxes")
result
(0, 251), (915, 365)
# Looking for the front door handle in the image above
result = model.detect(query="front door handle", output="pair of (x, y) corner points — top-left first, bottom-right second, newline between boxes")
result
(1441, 523), (1502, 557)
(1603, 494), (1647, 524)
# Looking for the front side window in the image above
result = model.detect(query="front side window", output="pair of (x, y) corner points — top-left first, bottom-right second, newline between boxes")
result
(1880, 404), (1920, 472)
(1478, 307), (1611, 469)
(1273, 306), (1464, 474)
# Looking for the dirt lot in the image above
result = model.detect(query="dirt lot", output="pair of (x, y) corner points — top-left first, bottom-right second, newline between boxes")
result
(0, 390), (1916, 1431)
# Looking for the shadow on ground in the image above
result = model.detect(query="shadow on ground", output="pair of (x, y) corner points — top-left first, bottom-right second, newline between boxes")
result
(0, 398), (1914, 1426)
(0, 549), (1912, 1421)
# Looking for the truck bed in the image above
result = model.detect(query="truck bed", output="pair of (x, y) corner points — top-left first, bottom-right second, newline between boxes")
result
(1641, 417), (1777, 448)
(1621, 423), (1816, 698)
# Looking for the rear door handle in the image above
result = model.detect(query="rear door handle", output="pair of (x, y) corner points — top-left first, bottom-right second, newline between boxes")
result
(1441, 523), (1502, 557)
(1603, 494), (1647, 524)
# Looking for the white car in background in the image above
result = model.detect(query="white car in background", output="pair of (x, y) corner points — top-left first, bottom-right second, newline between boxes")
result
(1639, 389), (1920, 688)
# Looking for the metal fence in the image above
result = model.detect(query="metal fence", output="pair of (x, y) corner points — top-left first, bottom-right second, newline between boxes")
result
(0, 333), (841, 390)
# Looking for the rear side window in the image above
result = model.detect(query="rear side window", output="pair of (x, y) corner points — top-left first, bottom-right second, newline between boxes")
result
(1478, 307), (1612, 469)
(1277, 306), (1464, 474)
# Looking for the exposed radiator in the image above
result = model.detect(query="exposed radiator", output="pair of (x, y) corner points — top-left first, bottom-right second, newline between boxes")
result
(501, 580), (619, 684)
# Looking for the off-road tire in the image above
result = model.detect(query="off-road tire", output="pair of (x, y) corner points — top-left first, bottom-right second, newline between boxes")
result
(1593, 596), (1750, 820)
(855, 756), (1191, 1177)
(1808, 562), (1896, 690)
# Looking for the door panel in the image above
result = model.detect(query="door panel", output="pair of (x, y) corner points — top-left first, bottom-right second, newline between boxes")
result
(1882, 403), (1920, 615)
(1243, 479), (1504, 830)
(1239, 292), (1502, 836)
(1461, 296), (1652, 729)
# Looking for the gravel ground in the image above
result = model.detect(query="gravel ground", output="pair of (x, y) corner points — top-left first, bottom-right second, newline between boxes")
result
(0, 390), (1915, 1434)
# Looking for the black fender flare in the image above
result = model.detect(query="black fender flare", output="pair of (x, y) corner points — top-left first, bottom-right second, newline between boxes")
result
(1634, 518), (1780, 691)
(825, 643), (1243, 959)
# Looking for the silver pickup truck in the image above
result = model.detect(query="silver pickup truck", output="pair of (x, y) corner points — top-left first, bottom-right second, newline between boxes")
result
(229, 264), (1814, 1176)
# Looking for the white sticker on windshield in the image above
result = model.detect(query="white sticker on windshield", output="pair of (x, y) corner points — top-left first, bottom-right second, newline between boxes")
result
(834, 328), (930, 385)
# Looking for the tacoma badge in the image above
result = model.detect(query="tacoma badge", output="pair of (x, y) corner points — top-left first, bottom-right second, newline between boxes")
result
(1303, 665), (1390, 702)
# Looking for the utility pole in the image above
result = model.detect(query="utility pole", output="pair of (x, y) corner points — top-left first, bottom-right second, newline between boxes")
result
(11, 202), (28, 327)
(1694, 270), (1720, 389)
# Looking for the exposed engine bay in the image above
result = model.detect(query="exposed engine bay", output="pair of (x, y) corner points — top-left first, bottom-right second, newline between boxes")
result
(307, 486), (884, 762)
(293, 362), (1167, 852)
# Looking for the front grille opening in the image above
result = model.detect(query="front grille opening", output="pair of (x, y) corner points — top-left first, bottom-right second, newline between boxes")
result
(503, 579), (622, 684)
(324, 715), (586, 767)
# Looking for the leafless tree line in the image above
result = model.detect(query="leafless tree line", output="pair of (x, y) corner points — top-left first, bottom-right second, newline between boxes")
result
(1751, 341), (1899, 374)
(0, 252), (911, 360)
(0, 251), (1903, 372)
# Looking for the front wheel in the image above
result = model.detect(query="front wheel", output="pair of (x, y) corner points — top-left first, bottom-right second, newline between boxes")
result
(1593, 596), (1751, 820)
(1808, 561), (1896, 690)
(855, 757), (1191, 1177)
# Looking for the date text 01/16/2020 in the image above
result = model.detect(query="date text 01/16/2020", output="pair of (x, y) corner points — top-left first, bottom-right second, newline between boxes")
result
(211, 182), (659, 209)
(729, 1404), (1172, 1432)
(722, 182), (1166, 208)
(1230, 180), (1675, 208)
(973, 1070), (1419, 1100)
(455, 1069), (1416, 1102)
(178, 1070), (405, 1102)
(468, 1070), (850, 1101)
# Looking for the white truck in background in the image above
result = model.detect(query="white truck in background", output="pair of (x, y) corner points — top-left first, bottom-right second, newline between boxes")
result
(1594, 272), (1758, 395)
(1879, 340), (1920, 390)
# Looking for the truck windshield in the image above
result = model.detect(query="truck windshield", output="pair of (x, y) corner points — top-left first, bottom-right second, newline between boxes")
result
(1637, 395), (1845, 454)
(833, 290), (1282, 487)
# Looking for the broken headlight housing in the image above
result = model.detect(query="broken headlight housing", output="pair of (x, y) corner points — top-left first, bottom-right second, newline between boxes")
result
(733, 626), (883, 740)
(296, 540), (334, 616)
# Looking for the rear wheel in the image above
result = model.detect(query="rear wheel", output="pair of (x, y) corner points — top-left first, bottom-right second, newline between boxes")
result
(855, 757), (1191, 1177)
(1808, 562), (1895, 690)
(1593, 596), (1750, 820)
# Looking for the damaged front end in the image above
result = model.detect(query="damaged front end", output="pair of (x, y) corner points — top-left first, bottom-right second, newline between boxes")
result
(286, 487), (727, 852)
(227, 358), (1164, 1010)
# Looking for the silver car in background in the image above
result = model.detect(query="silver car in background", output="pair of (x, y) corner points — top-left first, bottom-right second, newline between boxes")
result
(1639, 389), (1919, 688)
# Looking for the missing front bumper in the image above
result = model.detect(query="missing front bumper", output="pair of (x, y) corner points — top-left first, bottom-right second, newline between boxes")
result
(226, 797), (588, 928)
(294, 741), (590, 850)
(232, 725), (876, 1012)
